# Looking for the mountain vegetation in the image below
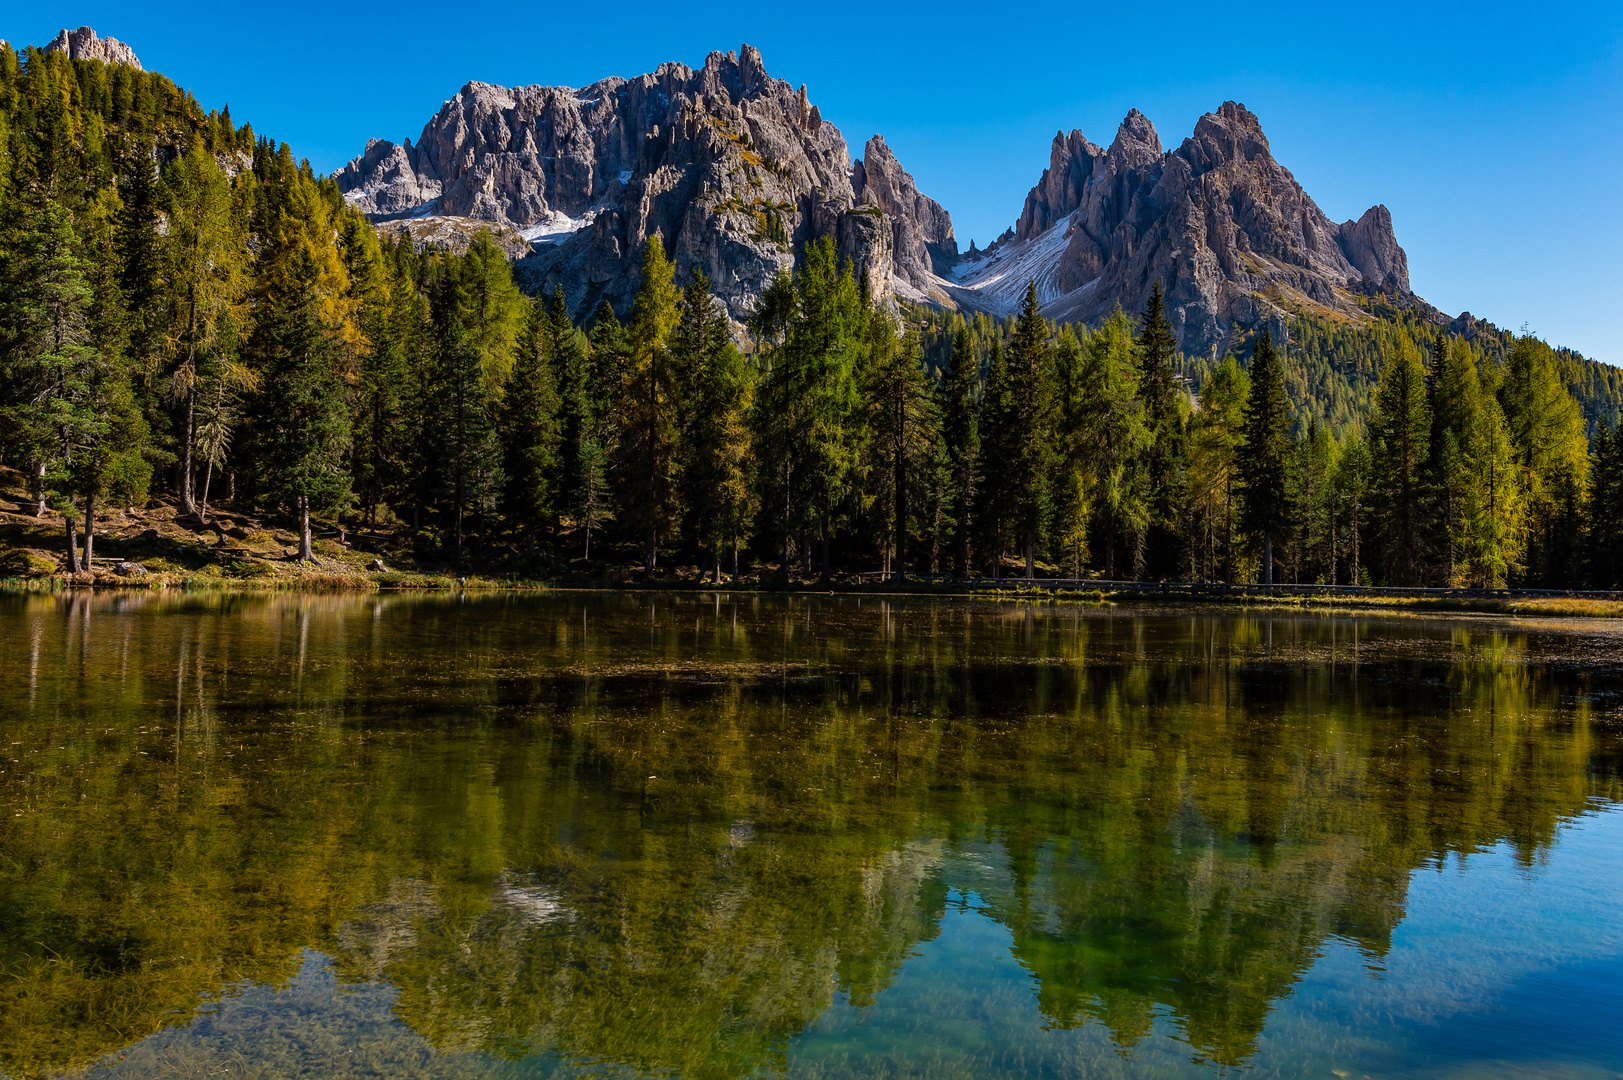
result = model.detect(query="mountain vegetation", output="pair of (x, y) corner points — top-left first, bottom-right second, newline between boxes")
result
(1, 42), (1619, 590)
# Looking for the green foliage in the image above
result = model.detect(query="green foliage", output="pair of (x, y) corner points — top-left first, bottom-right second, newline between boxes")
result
(1239, 331), (1293, 582)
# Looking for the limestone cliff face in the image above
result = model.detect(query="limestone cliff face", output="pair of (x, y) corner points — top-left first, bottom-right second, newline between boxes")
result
(952, 102), (1416, 356)
(44, 26), (142, 69)
(335, 47), (955, 321)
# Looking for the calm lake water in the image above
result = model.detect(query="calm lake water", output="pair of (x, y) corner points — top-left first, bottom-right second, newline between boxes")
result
(2, 591), (1622, 1080)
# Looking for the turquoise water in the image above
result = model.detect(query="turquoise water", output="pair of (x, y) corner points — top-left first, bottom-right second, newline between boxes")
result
(2, 591), (1621, 1078)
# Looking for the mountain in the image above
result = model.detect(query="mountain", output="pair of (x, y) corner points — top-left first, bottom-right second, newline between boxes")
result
(335, 46), (956, 323)
(44, 26), (142, 69)
(943, 102), (1417, 357)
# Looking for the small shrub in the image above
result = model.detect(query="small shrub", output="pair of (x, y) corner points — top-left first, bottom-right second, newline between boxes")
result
(245, 531), (272, 545)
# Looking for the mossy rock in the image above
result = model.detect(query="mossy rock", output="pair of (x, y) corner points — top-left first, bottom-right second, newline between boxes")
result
(0, 546), (59, 579)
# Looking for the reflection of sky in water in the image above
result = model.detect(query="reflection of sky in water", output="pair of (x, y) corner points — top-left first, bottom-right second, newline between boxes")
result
(81, 811), (1623, 1080)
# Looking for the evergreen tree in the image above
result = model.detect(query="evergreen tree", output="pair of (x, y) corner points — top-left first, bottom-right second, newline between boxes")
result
(249, 253), (352, 562)
(502, 296), (562, 554)
(1585, 424), (1623, 589)
(1501, 334), (1588, 584)
(434, 326), (502, 563)
(1187, 357), (1248, 582)
(0, 199), (102, 561)
(1329, 436), (1372, 585)
(675, 269), (755, 580)
(1239, 331), (1293, 584)
(1368, 339), (1432, 585)
(620, 236), (683, 573)
(865, 321), (935, 580)
(1078, 314), (1151, 579)
(1137, 282), (1188, 577)
(939, 323), (980, 577)
(1006, 282), (1056, 578)
(976, 339), (1016, 579)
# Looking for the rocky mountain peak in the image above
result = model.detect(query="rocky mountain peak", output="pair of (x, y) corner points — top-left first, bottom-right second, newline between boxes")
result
(336, 45), (955, 322)
(1109, 108), (1162, 159)
(44, 26), (142, 70)
(949, 101), (1418, 356)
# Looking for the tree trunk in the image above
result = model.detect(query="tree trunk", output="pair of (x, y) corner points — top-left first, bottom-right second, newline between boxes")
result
(227, 470), (236, 504)
(731, 534), (739, 583)
(1265, 534), (1274, 585)
(820, 524), (830, 585)
(585, 522), (592, 561)
(644, 527), (656, 575)
(200, 461), (214, 523)
(1025, 536), (1034, 580)
(32, 461), (47, 517)
(179, 392), (197, 515)
(65, 507), (81, 575)
(298, 496), (313, 562)
(83, 493), (94, 572)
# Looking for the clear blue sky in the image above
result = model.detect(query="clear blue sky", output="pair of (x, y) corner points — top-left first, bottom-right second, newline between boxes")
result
(7, 1), (1622, 362)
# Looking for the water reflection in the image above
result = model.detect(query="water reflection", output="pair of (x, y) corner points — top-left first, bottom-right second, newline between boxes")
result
(1, 591), (1621, 1078)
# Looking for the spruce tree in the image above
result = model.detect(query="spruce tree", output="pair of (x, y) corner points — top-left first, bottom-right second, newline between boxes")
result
(940, 323), (980, 577)
(676, 269), (755, 580)
(1368, 339), (1432, 586)
(976, 339), (1015, 579)
(250, 252), (352, 562)
(1239, 331), (1293, 585)
(1006, 282), (1056, 578)
(1187, 357), (1248, 583)
(1079, 314), (1150, 579)
(620, 236), (683, 573)
(502, 296), (562, 554)
(1137, 282), (1187, 577)
(0, 199), (102, 560)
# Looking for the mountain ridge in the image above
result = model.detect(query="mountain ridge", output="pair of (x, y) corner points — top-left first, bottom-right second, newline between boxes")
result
(334, 50), (1429, 356)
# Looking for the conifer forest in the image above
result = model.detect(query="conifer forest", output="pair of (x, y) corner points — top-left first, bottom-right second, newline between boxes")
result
(4, 42), (1622, 592)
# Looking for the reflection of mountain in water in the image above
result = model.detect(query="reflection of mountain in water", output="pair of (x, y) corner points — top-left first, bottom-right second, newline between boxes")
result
(2, 592), (1621, 1077)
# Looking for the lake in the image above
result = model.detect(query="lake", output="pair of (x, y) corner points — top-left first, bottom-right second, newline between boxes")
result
(2, 590), (1621, 1079)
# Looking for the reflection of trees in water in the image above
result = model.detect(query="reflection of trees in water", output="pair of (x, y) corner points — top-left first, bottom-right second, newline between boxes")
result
(1, 591), (1620, 1076)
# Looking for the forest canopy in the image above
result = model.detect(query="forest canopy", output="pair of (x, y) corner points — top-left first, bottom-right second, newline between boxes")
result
(3, 43), (1621, 590)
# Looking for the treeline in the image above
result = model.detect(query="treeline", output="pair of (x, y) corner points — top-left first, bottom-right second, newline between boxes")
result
(3, 44), (1622, 588)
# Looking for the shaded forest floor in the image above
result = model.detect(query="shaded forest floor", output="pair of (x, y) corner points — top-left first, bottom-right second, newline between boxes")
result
(3, 467), (1622, 618)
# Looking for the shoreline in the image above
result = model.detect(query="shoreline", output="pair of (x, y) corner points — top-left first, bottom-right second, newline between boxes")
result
(5, 575), (1621, 619)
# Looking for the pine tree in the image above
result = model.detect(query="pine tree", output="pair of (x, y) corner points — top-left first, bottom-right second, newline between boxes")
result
(249, 252), (352, 562)
(1501, 334), (1588, 584)
(1368, 339), (1432, 585)
(865, 321), (935, 580)
(502, 296), (562, 554)
(1239, 331), (1293, 584)
(434, 326), (502, 563)
(1006, 282), (1056, 578)
(1078, 313), (1151, 579)
(676, 269), (755, 580)
(1137, 282), (1187, 577)
(939, 323), (980, 577)
(620, 236), (683, 573)
(1585, 424), (1623, 588)
(0, 199), (102, 562)
(1187, 357), (1249, 583)
(976, 339), (1015, 579)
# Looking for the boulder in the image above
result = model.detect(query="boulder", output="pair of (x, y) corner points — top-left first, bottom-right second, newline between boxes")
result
(368, 559), (388, 573)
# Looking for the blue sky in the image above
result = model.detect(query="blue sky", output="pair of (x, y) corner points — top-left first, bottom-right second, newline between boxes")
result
(7, 2), (1622, 362)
